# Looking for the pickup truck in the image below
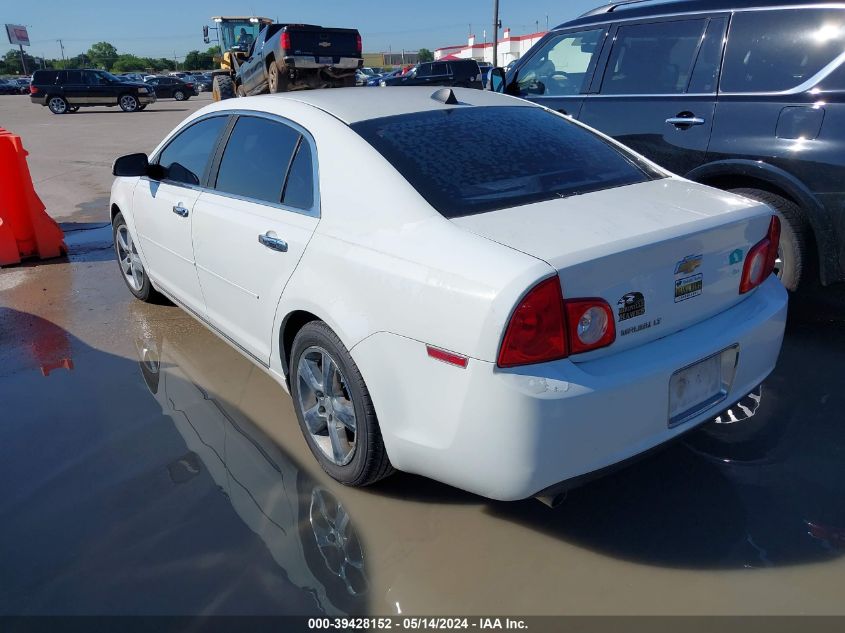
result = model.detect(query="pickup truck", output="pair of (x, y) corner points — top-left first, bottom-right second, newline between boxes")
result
(235, 23), (362, 95)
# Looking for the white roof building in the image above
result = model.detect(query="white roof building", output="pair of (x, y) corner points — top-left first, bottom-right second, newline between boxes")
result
(433, 29), (548, 66)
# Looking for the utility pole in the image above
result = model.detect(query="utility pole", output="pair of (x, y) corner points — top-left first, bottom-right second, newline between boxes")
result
(57, 39), (66, 62)
(173, 51), (178, 70)
(492, 0), (500, 67)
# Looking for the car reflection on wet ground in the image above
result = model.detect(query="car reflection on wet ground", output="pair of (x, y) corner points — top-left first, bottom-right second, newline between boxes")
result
(1, 223), (844, 616)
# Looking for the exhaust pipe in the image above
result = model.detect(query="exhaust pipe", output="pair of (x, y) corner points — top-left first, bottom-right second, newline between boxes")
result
(535, 491), (567, 508)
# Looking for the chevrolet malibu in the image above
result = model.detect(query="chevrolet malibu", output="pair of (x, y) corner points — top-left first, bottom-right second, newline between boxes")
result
(109, 87), (787, 501)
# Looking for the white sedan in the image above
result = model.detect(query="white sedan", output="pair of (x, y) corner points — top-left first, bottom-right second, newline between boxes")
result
(110, 87), (787, 502)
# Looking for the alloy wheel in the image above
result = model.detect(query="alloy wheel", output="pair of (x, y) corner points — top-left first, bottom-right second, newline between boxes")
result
(115, 225), (144, 291)
(296, 346), (357, 466)
(48, 97), (67, 114)
(120, 95), (137, 111)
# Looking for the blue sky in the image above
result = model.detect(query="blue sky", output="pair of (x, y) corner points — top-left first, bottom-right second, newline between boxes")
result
(9, 0), (601, 61)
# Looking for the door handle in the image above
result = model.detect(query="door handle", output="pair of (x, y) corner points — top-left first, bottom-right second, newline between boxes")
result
(665, 116), (705, 127)
(258, 232), (288, 252)
(172, 204), (189, 217)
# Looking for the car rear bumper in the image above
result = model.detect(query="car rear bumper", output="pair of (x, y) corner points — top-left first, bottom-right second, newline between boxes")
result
(284, 55), (361, 70)
(351, 276), (788, 501)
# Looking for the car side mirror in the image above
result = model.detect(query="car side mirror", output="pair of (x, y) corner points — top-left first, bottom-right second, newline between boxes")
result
(113, 153), (154, 177)
(487, 67), (506, 92)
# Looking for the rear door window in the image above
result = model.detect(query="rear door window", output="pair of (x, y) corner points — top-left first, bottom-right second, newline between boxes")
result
(157, 116), (229, 186)
(65, 70), (83, 84)
(282, 141), (314, 210)
(517, 29), (605, 96)
(688, 17), (728, 93)
(214, 116), (301, 205)
(431, 62), (448, 76)
(721, 8), (845, 92)
(601, 19), (706, 94)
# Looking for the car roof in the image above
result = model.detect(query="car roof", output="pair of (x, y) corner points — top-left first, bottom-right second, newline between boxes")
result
(235, 87), (532, 124)
(558, 0), (839, 28)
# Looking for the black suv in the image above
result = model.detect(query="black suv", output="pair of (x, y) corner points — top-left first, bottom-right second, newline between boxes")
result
(492, 0), (845, 290)
(30, 69), (156, 114)
(381, 59), (482, 88)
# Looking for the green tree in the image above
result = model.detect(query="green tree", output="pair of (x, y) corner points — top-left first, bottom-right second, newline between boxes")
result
(112, 54), (147, 72)
(183, 49), (214, 70)
(2, 48), (38, 74)
(418, 48), (434, 62)
(62, 53), (92, 69)
(87, 41), (119, 70)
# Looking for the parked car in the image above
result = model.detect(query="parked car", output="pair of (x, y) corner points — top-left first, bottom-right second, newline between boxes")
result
(366, 68), (399, 86)
(194, 74), (213, 92)
(232, 23), (362, 96)
(379, 59), (482, 88)
(144, 76), (195, 101)
(0, 79), (20, 95)
(119, 73), (146, 83)
(109, 87), (786, 501)
(30, 68), (155, 113)
(491, 0), (845, 291)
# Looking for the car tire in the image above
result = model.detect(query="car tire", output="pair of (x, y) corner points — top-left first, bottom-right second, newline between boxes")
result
(267, 60), (287, 93)
(173, 89), (186, 101)
(212, 74), (235, 101)
(47, 96), (69, 114)
(119, 94), (139, 112)
(290, 321), (395, 487)
(112, 212), (161, 303)
(729, 188), (809, 291)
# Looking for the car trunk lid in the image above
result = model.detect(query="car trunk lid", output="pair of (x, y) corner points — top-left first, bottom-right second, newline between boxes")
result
(450, 178), (775, 360)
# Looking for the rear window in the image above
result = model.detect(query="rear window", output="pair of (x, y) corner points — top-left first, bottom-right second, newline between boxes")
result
(351, 106), (660, 218)
(721, 8), (845, 92)
(33, 70), (59, 85)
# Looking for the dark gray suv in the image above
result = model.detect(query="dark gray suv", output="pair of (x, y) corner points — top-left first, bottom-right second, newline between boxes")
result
(492, 0), (845, 290)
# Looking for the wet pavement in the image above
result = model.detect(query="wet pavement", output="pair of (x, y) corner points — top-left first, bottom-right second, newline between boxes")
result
(2, 92), (845, 617)
(2, 220), (845, 616)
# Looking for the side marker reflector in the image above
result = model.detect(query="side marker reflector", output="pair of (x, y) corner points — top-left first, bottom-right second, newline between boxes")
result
(426, 345), (469, 368)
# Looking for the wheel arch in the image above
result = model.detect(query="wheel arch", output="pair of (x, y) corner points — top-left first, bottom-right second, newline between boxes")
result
(279, 309), (322, 377)
(685, 159), (841, 284)
(110, 202), (121, 223)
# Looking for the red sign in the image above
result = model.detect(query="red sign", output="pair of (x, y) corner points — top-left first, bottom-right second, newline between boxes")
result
(6, 24), (30, 47)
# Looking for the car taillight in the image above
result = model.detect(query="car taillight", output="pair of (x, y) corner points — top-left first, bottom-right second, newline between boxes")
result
(185, 83), (193, 88)
(356, 33), (362, 54)
(281, 31), (291, 50)
(498, 278), (616, 367)
(29, 85), (37, 94)
(498, 277), (567, 368)
(564, 299), (616, 355)
(739, 215), (781, 294)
